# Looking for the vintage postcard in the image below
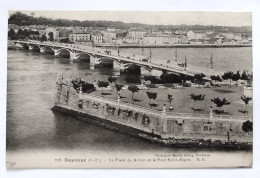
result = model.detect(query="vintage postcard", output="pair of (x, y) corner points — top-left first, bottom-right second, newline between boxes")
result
(6, 11), (253, 168)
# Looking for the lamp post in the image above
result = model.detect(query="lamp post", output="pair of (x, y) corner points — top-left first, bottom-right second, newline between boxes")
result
(210, 53), (214, 71)
(149, 48), (152, 63)
(210, 106), (213, 120)
(92, 41), (95, 51)
(184, 55), (187, 71)
(141, 42), (144, 56)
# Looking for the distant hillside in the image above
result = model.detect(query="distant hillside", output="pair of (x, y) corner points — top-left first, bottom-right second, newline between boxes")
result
(8, 12), (252, 33)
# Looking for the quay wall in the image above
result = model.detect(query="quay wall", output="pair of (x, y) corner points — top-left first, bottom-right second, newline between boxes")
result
(96, 43), (252, 48)
(54, 78), (252, 143)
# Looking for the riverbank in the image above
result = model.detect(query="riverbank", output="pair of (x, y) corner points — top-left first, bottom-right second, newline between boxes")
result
(96, 43), (252, 48)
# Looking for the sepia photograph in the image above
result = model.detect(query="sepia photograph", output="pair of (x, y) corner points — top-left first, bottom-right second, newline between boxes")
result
(6, 10), (253, 169)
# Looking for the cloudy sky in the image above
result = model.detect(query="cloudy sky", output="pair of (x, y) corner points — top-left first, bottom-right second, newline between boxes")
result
(9, 10), (251, 27)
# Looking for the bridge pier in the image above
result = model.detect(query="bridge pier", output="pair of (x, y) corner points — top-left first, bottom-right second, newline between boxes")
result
(28, 45), (34, 51)
(54, 49), (60, 57)
(69, 52), (78, 63)
(40, 47), (45, 53)
(150, 69), (163, 77)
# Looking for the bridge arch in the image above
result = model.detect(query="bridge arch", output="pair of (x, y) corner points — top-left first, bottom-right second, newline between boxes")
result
(57, 48), (73, 53)
(76, 52), (96, 59)
(29, 44), (41, 51)
(124, 63), (152, 73)
(42, 46), (55, 53)
(98, 57), (121, 66)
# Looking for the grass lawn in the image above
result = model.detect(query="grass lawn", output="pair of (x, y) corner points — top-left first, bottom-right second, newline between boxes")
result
(91, 85), (252, 117)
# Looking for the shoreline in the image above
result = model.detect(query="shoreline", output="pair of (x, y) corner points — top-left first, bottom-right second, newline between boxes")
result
(96, 43), (252, 48)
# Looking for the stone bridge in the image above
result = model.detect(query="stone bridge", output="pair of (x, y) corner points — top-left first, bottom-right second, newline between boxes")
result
(13, 40), (219, 78)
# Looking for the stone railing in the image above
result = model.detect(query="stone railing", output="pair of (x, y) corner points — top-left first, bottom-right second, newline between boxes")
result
(166, 112), (250, 121)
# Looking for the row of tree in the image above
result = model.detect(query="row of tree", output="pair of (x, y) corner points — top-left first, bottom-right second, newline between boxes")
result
(97, 76), (252, 115)
(9, 12), (252, 33)
(211, 70), (253, 86)
(190, 93), (252, 116)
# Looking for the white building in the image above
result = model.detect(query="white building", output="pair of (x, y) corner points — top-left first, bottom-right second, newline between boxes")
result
(69, 33), (91, 42)
(143, 34), (180, 44)
(128, 28), (146, 41)
(91, 31), (103, 44)
(187, 31), (196, 40)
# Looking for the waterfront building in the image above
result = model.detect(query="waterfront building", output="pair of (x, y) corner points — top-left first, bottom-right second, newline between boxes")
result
(221, 32), (234, 39)
(102, 31), (117, 43)
(214, 38), (223, 44)
(189, 39), (203, 45)
(240, 38), (250, 44)
(195, 32), (207, 40)
(222, 39), (237, 45)
(143, 34), (181, 44)
(179, 36), (189, 44)
(124, 36), (136, 44)
(187, 30), (196, 40)
(69, 31), (91, 42)
(91, 31), (103, 44)
(128, 28), (146, 41)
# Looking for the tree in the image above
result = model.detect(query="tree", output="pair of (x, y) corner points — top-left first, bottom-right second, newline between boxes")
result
(17, 28), (24, 36)
(60, 38), (70, 43)
(238, 95), (252, 116)
(108, 76), (117, 97)
(40, 34), (47, 42)
(97, 81), (109, 94)
(48, 32), (54, 41)
(115, 84), (123, 95)
(242, 120), (253, 133)
(193, 73), (206, 86)
(232, 70), (240, 84)
(167, 94), (173, 105)
(240, 70), (248, 81)
(128, 85), (139, 102)
(247, 73), (253, 87)
(189, 93), (205, 113)
(81, 81), (95, 93)
(107, 76), (117, 84)
(167, 94), (173, 111)
(160, 73), (182, 83)
(211, 97), (231, 114)
(8, 28), (17, 40)
(210, 75), (222, 83)
(222, 71), (233, 86)
(146, 91), (157, 108)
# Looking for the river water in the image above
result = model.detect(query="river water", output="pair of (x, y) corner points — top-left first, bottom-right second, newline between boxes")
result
(6, 48), (252, 168)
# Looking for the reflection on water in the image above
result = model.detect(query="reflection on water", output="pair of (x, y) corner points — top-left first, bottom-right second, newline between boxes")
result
(7, 49), (252, 159)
